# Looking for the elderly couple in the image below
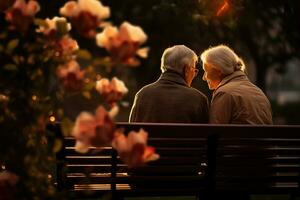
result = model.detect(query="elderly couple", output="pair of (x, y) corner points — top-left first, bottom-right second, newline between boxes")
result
(129, 44), (273, 125)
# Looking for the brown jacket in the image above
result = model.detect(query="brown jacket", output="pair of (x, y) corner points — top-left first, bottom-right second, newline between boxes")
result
(129, 71), (209, 123)
(210, 71), (273, 124)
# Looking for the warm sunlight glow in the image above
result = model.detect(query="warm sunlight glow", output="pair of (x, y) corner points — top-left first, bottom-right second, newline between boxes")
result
(216, 0), (229, 17)
(32, 95), (37, 101)
(49, 116), (56, 122)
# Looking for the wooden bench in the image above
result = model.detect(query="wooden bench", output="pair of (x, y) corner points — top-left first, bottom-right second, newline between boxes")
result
(55, 123), (300, 199)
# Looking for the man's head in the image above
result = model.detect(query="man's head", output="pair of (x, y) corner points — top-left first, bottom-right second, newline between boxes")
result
(200, 44), (245, 90)
(161, 45), (198, 87)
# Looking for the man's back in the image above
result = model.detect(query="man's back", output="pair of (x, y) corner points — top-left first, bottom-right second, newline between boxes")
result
(129, 71), (209, 123)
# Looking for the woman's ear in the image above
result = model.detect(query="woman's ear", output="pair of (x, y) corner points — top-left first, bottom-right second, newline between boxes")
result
(215, 68), (224, 80)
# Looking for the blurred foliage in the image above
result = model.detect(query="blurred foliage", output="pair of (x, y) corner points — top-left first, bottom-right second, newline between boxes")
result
(37, 0), (300, 123)
(103, 0), (300, 123)
(0, 0), (148, 198)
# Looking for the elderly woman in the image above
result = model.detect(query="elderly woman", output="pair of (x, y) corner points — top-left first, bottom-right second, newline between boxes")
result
(200, 44), (273, 124)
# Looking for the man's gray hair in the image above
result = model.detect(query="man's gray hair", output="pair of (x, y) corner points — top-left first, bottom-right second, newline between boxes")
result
(200, 44), (246, 75)
(161, 45), (198, 74)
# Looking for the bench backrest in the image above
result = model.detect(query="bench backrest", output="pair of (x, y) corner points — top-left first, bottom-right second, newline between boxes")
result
(59, 123), (300, 198)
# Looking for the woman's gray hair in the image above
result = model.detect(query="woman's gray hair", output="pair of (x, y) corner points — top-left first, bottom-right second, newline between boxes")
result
(200, 44), (245, 75)
(161, 45), (198, 74)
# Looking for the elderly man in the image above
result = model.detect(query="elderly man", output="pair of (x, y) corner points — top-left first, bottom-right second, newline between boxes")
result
(200, 44), (273, 124)
(129, 45), (209, 123)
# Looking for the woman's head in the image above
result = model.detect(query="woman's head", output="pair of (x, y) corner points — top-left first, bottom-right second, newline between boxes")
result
(200, 44), (245, 90)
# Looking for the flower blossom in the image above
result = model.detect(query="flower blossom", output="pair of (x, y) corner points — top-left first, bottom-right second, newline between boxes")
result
(0, 170), (19, 199)
(42, 35), (78, 61)
(36, 17), (78, 58)
(57, 60), (84, 91)
(60, 0), (110, 38)
(72, 105), (118, 153)
(0, 170), (19, 187)
(5, 0), (40, 32)
(96, 21), (149, 66)
(36, 17), (71, 36)
(96, 77), (128, 106)
(56, 36), (79, 57)
(0, 0), (16, 12)
(112, 129), (160, 168)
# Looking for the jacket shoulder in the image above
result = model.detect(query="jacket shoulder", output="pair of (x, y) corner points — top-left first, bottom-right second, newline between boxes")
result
(188, 87), (208, 100)
(135, 82), (158, 96)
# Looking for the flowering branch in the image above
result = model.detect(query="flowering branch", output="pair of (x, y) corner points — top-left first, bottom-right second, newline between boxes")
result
(0, 0), (158, 198)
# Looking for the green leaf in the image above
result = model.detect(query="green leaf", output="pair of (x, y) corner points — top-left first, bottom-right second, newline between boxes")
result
(82, 91), (91, 99)
(61, 117), (74, 137)
(76, 49), (92, 60)
(7, 39), (19, 53)
(0, 32), (7, 39)
(92, 56), (113, 68)
(56, 20), (69, 37)
(34, 18), (48, 27)
(83, 81), (95, 91)
(12, 55), (21, 64)
(4, 64), (17, 71)
(53, 139), (63, 153)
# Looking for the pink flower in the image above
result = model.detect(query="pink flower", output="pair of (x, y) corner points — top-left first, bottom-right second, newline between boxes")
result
(112, 129), (160, 168)
(0, 0), (16, 12)
(0, 170), (19, 187)
(72, 106), (116, 153)
(60, 0), (110, 38)
(57, 36), (79, 56)
(5, 0), (40, 32)
(57, 60), (84, 91)
(59, 1), (80, 17)
(0, 170), (19, 200)
(36, 17), (71, 36)
(96, 21), (149, 66)
(36, 17), (78, 59)
(95, 77), (128, 106)
(43, 35), (78, 60)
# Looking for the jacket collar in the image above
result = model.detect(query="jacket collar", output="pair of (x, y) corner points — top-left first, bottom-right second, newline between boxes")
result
(215, 70), (247, 90)
(158, 70), (188, 87)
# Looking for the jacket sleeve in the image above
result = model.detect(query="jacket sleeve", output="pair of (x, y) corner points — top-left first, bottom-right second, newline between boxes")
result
(209, 91), (232, 124)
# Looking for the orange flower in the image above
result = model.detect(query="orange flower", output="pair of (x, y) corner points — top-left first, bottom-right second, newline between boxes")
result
(60, 0), (110, 38)
(95, 77), (128, 106)
(96, 22), (149, 66)
(0, 170), (19, 199)
(5, 0), (40, 32)
(36, 17), (71, 36)
(0, 170), (19, 186)
(72, 105), (116, 153)
(57, 36), (79, 56)
(112, 129), (159, 168)
(57, 60), (84, 91)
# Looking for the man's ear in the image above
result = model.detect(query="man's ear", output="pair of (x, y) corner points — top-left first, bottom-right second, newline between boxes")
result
(183, 64), (189, 79)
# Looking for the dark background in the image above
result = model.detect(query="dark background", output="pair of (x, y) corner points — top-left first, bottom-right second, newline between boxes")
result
(39, 0), (300, 124)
